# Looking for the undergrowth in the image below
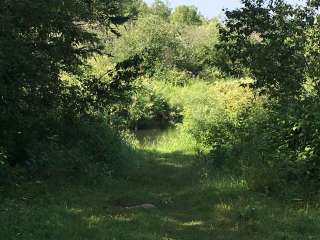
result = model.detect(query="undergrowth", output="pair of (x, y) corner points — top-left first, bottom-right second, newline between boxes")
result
(1, 128), (320, 240)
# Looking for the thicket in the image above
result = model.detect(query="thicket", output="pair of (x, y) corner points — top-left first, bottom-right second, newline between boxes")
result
(189, 0), (320, 196)
(0, 0), (216, 183)
(0, 0), (142, 182)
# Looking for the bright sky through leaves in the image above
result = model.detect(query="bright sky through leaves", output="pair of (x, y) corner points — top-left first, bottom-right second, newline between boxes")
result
(144, 0), (307, 18)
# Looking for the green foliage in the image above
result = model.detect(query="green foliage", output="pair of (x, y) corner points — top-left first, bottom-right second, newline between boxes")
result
(239, 100), (320, 194)
(179, 80), (255, 160)
(183, 79), (320, 194)
(122, 0), (148, 17)
(219, 0), (320, 99)
(0, 115), (138, 186)
(141, 127), (198, 153)
(2, 120), (320, 240)
(30, 117), (136, 179)
(3, 0), (320, 206)
(113, 15), (186, 72)
(112, 14), (220, 76)
(129, 80), (182, 130)
(148, 0), (171, 20)
(0, 0), (142, 181)
(152, 66), (193, 86)
(102, 76), (183, 130)
(210, 0), (320, 195)
(179, 20), (220, 77)
(305, 20), (320, 93)
(171, 5), (203, 25)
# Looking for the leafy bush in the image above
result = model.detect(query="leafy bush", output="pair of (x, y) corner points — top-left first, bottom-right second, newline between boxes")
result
(124, 77), (182, 130)
(152, 78), (254, 164)
(170, 5), (203, 25)
(112, 14), (220, 76)
(152, 67), (193, 86)
(182, 80), (254, 150)
(186, 80), (320, 194)
(210, 0), (320, 195)
(179, 19), (220, 75)
(112, 15), (182, 72)
(177, 80), (283, 192)
(238, 100), (320, 194)
(0, 0), (141, 183)
(26, 116), (136, 181)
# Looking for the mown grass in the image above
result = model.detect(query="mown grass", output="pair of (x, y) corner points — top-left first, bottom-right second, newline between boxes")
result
(1, 130), (320, 240)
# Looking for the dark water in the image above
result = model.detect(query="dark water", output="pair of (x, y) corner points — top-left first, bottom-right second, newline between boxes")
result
(134, 128), (175, 145)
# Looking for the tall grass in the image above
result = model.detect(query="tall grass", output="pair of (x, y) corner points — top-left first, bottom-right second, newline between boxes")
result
(140, 127), (198, 154)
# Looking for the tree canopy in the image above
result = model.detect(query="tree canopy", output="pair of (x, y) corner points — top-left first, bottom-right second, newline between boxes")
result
(0, 0), (137, 159)
(171, 5), (203, 25)
(219, 0), (320, 99)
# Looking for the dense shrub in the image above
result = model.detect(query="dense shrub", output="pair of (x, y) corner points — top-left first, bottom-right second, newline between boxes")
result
(0, 0), (142, 183)
(112, 13), (220, 77)
(209, 0), (320, 195)
(112, 15), (183, 72)
(0, 116), (137, 185)
(129, 86), (183, 130)
(179, 20), (220, 75)
(177, 81), (276, 190)
(182, 80), (253, 148)
(152, 67), (193, 86)
(238, 100), (320, 194)
(152, 78), (254, 163)
(186, 80), (320, 194)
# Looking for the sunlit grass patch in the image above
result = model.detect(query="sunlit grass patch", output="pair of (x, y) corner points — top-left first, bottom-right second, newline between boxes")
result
(140, 127), (198, 154)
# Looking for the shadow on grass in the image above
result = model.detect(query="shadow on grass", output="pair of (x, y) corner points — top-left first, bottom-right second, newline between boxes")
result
(1, 148), (320, 240)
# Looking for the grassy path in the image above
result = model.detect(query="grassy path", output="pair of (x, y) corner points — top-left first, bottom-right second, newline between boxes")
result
(1, 131), (320, 239)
